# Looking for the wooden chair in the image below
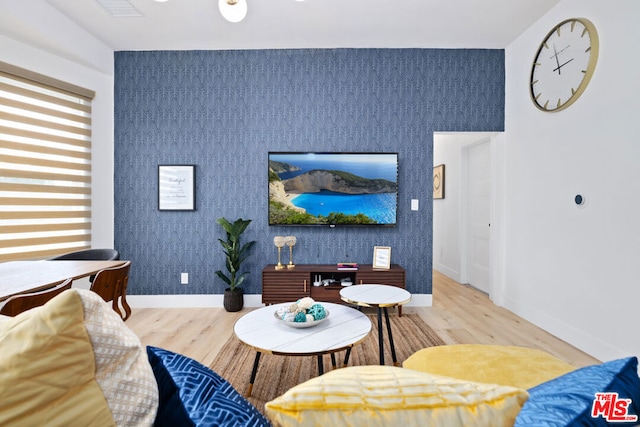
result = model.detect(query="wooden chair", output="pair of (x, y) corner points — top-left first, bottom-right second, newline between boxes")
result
(90, 261), (131, 321)
(0, 279), (73, 317)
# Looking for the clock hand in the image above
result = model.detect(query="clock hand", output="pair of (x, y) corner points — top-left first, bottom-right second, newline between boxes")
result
(553, 57), (574, 74)
(553, 44), (562, 75)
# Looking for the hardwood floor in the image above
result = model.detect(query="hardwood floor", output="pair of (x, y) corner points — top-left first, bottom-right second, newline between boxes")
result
(126, 270), (600, 368)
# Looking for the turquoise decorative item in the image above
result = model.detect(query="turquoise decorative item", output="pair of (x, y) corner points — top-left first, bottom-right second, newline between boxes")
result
(274, 299), (329, 328)
(308, 303), (326, 320)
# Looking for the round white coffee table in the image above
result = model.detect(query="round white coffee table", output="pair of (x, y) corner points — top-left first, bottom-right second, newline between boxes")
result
(340, 284), (411, 366)
(234, 302), (371, 396)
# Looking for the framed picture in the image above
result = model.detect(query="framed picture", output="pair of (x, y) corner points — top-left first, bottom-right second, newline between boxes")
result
(373, 246), (391, 270)
(158, 165), (195, 211)
(433, 164), (445, 199)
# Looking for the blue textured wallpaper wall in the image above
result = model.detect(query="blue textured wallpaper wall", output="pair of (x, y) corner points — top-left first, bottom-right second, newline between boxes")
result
(114, 48), (504, 296)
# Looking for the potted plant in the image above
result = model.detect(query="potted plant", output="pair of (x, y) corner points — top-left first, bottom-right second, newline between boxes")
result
(215, 217), (256, 312)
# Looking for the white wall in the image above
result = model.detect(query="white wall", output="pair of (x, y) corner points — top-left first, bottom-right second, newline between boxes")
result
(504, 0), (640, 361)
(0, 0), (116, 248)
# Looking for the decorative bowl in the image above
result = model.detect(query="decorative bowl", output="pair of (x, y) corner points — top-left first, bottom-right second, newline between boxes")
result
(274, 309), (330, 329)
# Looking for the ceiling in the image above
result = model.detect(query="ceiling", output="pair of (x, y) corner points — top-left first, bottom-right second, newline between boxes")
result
(35, 0), (560, 51)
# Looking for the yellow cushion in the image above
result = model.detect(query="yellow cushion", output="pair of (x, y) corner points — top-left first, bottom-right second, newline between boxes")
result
(0, 290), (115, 426)
(403, 344), (576, 389)
(265, 365), (528, 427)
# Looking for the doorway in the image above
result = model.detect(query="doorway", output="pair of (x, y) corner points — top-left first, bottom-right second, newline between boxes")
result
(433, 132), (503, 300)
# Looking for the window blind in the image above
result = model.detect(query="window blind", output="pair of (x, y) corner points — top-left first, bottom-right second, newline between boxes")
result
(0, 62), (95, 261)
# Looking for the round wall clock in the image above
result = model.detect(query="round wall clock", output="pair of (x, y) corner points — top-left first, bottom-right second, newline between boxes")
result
(530, 18), (599, 112)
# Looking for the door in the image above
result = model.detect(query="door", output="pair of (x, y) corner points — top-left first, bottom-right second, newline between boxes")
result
(466, 140), (491, 294)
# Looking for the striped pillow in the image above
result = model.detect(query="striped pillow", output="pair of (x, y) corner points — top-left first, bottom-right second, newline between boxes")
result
(265, 365), (528, 427)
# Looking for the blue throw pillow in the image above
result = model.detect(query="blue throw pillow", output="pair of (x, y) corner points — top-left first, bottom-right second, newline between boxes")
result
(515, 357), (640, 426)
(147, 346), (271, 427)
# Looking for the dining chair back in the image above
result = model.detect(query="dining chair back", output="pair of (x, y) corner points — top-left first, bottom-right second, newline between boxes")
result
(50, 248), (120, 282)
(50, 248), (120, 261)
(90, 261), (132, 321)
(0, 279), (73, 317)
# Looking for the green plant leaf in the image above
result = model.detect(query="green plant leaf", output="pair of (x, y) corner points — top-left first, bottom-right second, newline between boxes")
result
(215, 217), (256, 290)
(215, 270), (231, 286)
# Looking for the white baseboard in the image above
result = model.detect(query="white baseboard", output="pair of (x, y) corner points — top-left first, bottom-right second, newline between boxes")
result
(405, 293), (432, 307)
(433, 264), (460, 283)
(126, 293), (432, 308)
(502, 294), (627, 363)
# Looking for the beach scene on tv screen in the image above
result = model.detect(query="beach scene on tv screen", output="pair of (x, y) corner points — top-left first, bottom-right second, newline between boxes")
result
(268, 153), (398, 226)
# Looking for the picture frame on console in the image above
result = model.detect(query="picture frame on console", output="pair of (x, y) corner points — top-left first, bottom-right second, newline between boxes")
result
(373, 246), (391, 270)
(158, 165), (196, 211)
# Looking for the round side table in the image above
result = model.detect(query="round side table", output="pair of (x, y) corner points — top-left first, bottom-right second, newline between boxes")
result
(340, 284), (411, 366)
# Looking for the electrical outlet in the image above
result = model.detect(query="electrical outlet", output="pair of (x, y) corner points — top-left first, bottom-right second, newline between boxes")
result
(181, 272), (189, 285)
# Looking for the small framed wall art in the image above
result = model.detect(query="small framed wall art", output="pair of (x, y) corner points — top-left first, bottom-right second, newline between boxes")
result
(433, 164), (445, 199)
(158, 165), (196, 211)
(373, 246), (391, 270)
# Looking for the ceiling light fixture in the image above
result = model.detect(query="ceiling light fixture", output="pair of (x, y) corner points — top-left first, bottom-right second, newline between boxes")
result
(218, 0), (247, 23)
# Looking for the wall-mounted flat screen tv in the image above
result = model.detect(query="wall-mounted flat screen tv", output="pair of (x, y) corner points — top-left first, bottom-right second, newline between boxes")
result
(269, 152), (398, 227)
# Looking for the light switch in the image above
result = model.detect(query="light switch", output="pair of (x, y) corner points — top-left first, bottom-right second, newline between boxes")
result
(411, 199), (419, 211)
